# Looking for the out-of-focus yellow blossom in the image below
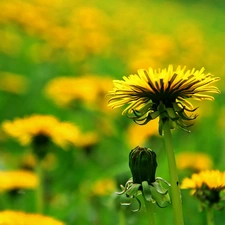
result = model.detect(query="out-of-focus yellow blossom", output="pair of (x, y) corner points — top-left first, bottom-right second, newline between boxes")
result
(45, 75), (113, 111)
(0, 72), (27, 94)
(21, 153), (57, 171)
(181, 170), (225, 191)
(91, 179), (117, 196)
(0, 210), (65, 225)
(177, 152), (213, 172)
(0, 30), (22, 55)
(1, 115), (80, 149)
(181, 170), (225, 209)
(76, 132), (99, 149)
(0, 1), (111, 62)
(127, 119), (159, 147)
(0, 170), (38, 192)
(129, 34), (176, 71)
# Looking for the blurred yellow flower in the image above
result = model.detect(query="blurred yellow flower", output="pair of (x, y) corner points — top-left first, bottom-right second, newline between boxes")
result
(0, 72), (27, 94)
(181, 170), (225, 191)
(177, 152), (213, 172)
(0, 210), (65, 225)
(1, 115), (80, 149)
(45, 75), (113, 111)
(76, 132), (99, 149)
(108, 65), (220, 133)
(21, 152), (57, 171)
(127, 118), (159, 147)
(91, 178), (117, 196)
(0, 170), (38, 192)
(181, 170), (225, 209)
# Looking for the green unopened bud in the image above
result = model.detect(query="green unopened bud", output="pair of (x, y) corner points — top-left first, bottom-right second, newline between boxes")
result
(129, 146), (157, 185)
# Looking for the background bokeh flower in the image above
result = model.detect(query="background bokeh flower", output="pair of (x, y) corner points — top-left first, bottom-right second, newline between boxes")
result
(0, 170), (38, 192)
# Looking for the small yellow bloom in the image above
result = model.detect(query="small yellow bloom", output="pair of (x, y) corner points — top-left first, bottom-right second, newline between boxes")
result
(127, 119), (159, 147)
(0, 210), (65, 225)
(108, 65), (220, 133)
(45, 75), (113, 111)
(91, 179), (117, 196)
(0, 72), (27, 94)
(181, 170), (225, 208)
(1, 115), (80, 149)
(0, 170), (38, 192)
(181, 170), (225, 191)
(177, 152), (213, 172)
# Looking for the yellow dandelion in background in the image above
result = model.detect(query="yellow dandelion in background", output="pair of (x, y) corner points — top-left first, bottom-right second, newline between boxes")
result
(108, 65), (220, 134)
(0, 72), (27, 94)
(91, 178), (117, 196)
(1, 114), (80, 149)
(181, 170), (225, 191)
(181, 170), (225, 209)
(0, 170), (38, 192)
(76, 132), (99, 149)
(177, 152), (213, 172)
(45, 75), (113, 111)
(0, 210), (65, 225)
(127, 118), (159, 147)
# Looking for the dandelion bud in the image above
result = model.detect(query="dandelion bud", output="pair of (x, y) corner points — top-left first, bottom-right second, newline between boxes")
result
(129, 146), (157, 185)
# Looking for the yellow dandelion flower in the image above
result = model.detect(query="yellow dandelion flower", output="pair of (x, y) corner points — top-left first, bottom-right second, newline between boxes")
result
(76, 132), (99, 149)
(177, 152), (213, 172)
(0, 72), (27, 94)
(1, 114), (80, 149)
(91, 178), (117, 196)
(108, 65), (220, 134)
(0, 210), (65, 225)
(0, 170), (38, 192)
(181, 170), (225, 191)
(181, 170), (225, 208)
(45, 75), (113, 111)
(127, 118), (159, 147)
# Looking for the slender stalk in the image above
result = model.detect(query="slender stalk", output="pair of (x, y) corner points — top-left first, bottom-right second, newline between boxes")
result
(36, 158), (44, 213)
(118, 210), (126, 225)
(206, 207), (214, 225)
(143, 197), (156, 225)
(163, 119), (184, 225)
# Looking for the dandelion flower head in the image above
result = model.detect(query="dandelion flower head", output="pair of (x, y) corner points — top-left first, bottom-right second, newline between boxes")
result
(1, 114), (80, 149)
(0, 210), (65, 225)
(181, 170), (225, 208)
(181, 170), (225, 191)
(177, 152), (213, 172)
(108, 65), (220, 134)
(0, 170), (38, 192)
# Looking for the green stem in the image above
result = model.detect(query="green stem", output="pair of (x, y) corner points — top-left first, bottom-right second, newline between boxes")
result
(163, 119), (184, 225)
(36, 158), (44, 213)
(143, 197), (156, 225)
(206, 207), (214, 225)
(118, 210), (126, 225)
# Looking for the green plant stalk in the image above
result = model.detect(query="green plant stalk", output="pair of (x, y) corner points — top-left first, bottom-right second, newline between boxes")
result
(163, 119), (184, 225)
(118, 210), (126, 225)
(143, 197), (156, 225)
(206, 207), (214, 225)
(36, 158), (44, 213)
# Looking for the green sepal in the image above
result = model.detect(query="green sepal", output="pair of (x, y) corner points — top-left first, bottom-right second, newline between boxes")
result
(126, 183), (141, 197)
(166, 107), (179, 120)
(142, 181), (153, 202)
(150, 182), (171, 208)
